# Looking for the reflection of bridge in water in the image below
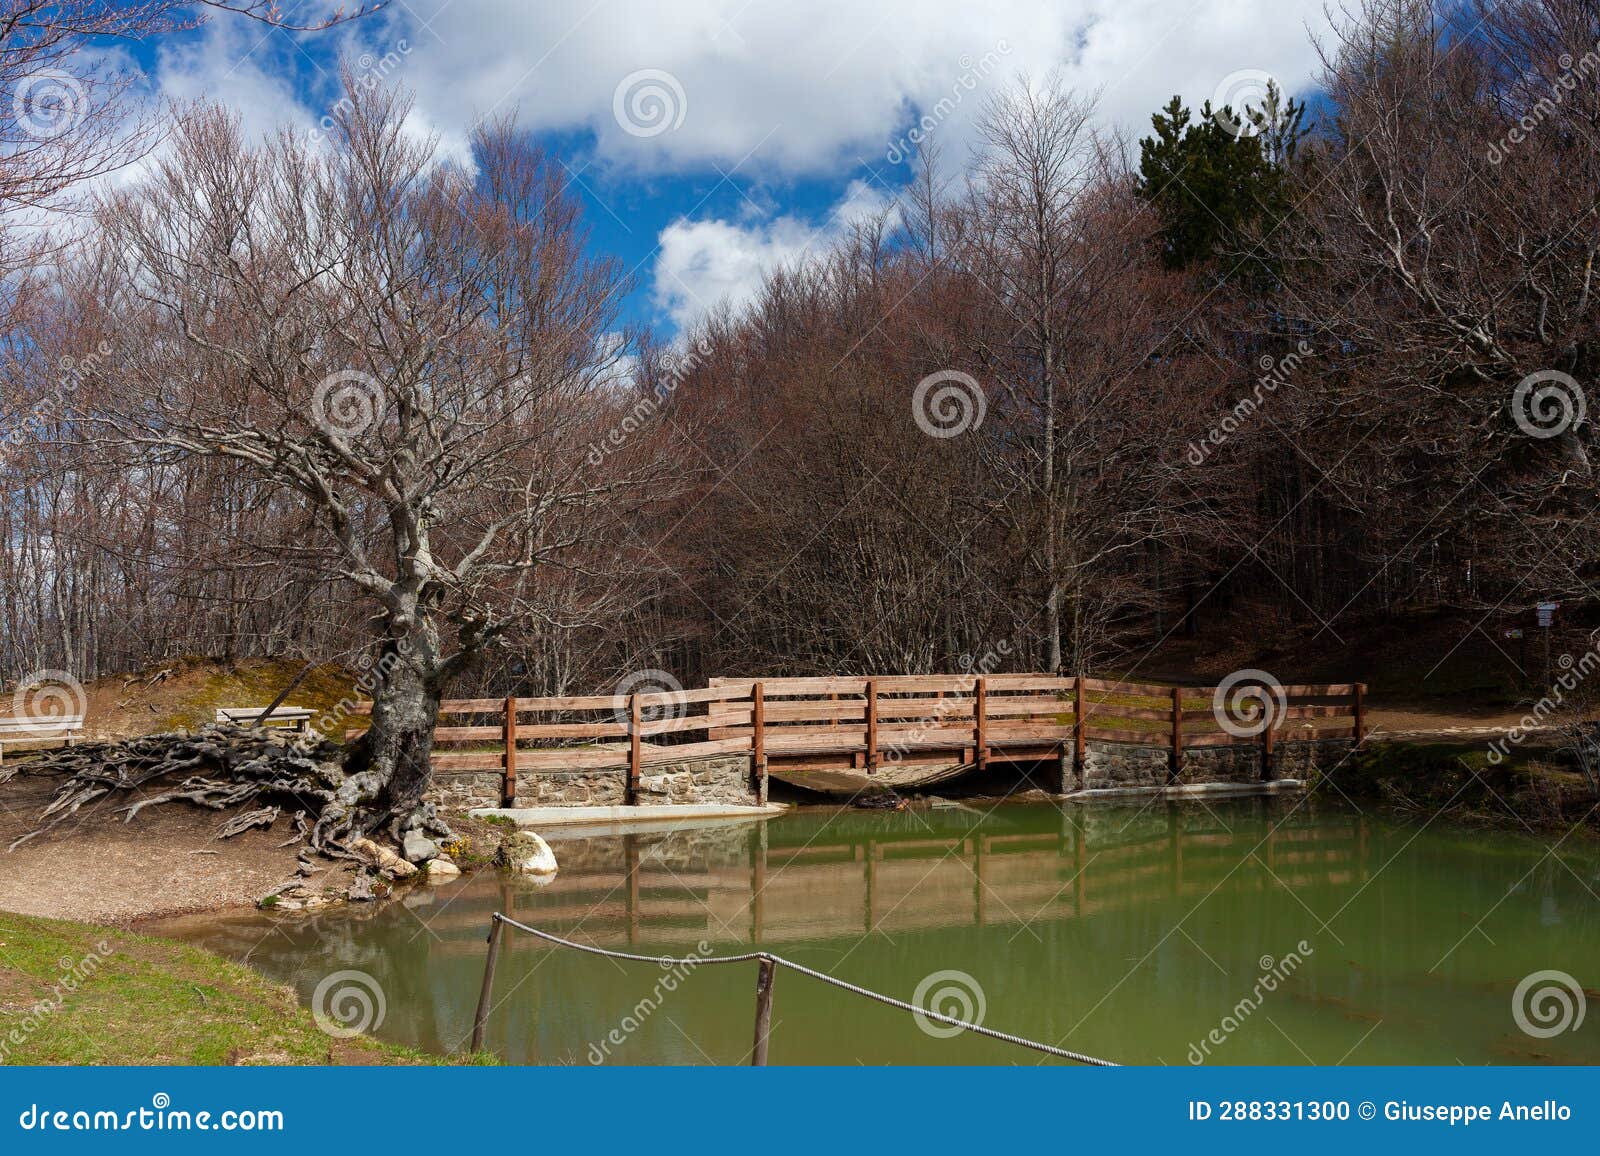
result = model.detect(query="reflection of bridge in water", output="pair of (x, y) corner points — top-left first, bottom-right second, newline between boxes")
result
(440, 807), (1373, 952)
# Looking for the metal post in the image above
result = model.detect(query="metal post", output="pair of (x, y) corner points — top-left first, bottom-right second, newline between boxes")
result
(751, 955), (777, 1066)
(470, 913), (505, 1053)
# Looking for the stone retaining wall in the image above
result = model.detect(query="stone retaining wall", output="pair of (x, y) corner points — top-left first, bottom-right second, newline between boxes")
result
(429, 739), (1346, 809)
(1073, 737), (1352, 791)
(427, 752), (760, 810)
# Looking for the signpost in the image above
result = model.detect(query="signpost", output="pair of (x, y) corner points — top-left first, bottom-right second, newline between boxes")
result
(1535, 601), (1560, 686)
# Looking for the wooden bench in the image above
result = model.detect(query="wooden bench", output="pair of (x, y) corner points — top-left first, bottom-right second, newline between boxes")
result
(215, 706), (314, 733)
(0, 715), (84, 764)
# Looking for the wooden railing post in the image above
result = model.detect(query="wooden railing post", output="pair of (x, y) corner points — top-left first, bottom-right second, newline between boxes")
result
(974, 676), (988, 771)
(628, 694), (642, 805)
(865, 680), (878, 775)
(751, 955), (776, 1066)
(470, 913), (505, 1054)
(1353, 682), (1366, 746)
(1169, 685), (1183, 782)
(751, 683), (767, 801)
(1261, 716), (1276, 782)
(502, 696), (518, 807)
(1073, 676), (1086, 768)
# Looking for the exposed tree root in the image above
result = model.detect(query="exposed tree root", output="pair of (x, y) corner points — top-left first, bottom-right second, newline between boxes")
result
(4, 724), (451, 860)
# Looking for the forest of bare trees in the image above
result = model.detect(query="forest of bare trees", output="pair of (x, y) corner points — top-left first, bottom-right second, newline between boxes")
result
(6, 0), (1600, 714)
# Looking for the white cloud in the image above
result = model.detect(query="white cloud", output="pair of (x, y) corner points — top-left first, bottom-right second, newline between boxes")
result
(652, 215), (814, 330)
(153, 20), (316, 142)
(155, 1), (1337, 329)
(652, 179), (896, 328)
(356, 0), (1331, 176)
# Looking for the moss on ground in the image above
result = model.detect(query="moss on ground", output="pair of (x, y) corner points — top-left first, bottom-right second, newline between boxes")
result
(0, 913), (492, 1065)
(1325, 741), (1599, 833)
(144, 658), (360, 734)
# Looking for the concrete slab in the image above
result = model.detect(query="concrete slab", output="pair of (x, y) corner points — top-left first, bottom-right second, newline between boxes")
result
(1063, 780), (1305, 801)
(468, 803), (790, 833)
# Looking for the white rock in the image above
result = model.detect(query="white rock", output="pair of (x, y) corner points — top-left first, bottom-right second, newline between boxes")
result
(498, 831), (558, 876)
(427, 854), (461, 878)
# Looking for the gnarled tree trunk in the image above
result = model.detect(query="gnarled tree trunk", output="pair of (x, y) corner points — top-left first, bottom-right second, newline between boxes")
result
(348, 621), (448, 838)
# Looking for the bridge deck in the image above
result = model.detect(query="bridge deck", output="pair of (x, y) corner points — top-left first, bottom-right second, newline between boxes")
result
(344, 673), (1364, 804)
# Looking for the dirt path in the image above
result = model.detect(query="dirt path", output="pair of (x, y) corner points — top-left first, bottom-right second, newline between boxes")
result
(0, 771), (307, 925)
(1364, 699), (1552, 741)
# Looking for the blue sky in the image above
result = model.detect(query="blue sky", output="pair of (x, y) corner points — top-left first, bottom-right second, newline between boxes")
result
(126, 0), (1338, 336)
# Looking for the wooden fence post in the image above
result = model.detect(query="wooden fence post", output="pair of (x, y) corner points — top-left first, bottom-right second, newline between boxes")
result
(751, 955), (777, 1066)
(1169, 685), (1183, 782)
(1073, 675), (1086, 789)
(502, 696), (518, 807)
(1353, 682), (1366, 746)
(865, 679), (878, 775)
(470, 913), (505, 1054)
(1261, 717), (1276, 782)
(751, 683), (767, 802)
(628, 694), (641, 805)
(974, 676), (988, 771)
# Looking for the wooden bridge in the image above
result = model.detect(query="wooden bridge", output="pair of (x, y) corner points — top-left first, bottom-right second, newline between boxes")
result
(349, 673), (1365, 805)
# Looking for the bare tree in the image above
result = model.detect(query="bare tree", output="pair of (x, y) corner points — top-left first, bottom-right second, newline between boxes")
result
(1275, 0), (1600, 609)
(966, 76), (1101, 670)
(73, 77), (674, 838)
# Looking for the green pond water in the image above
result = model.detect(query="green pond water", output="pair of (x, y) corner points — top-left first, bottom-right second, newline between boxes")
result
(156, 797), (1600, 1065)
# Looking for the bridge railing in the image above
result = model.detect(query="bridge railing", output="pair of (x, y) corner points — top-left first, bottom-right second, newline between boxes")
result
(344, 674), (1364, 805)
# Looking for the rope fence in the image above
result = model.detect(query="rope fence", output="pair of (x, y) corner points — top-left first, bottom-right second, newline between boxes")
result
(470, 912), (1119, 1067)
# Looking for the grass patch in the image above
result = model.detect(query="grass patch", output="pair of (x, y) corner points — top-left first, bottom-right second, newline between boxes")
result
(0, 913), (492, 1065)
